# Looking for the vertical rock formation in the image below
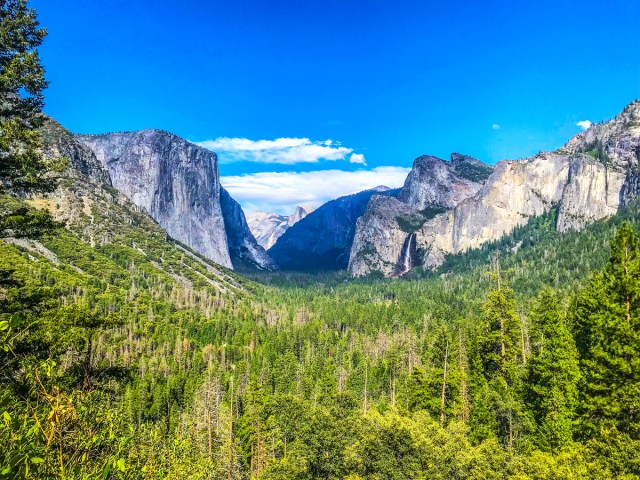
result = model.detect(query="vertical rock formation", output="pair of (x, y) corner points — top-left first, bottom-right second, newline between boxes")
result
(219, 187), (276, 270)
(398, 154), (492, 209)
(76, 130), (233, 268)
(349, 153), (493, 277)
(40, 118), (111, 185)
(76, 130), (276, 270)
(418, 152), (569, 268)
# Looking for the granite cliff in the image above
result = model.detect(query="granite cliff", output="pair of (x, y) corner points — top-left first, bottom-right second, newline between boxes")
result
(74, 129), (272, 270)
(219, 187), (277, 270)
(349, 153), (493, 276)
(349, 100), (640, 277)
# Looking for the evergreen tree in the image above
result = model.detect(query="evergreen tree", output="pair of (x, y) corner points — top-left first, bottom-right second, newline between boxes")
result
(477, 285), (522, 383)
(527, 288), (580, 452)
(473, 266), (529, 448)
(0, 0), (61, 248)
(408, 325), (462, 424)
(0, 0), (51, 194)
(574, 222), (640, 438)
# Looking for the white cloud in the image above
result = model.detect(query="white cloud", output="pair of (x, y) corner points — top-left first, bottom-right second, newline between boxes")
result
(197, 137), (356, 164)
(492, 123), (501, 130)
(221, 166), (410, 215)
(350, 153), (366, 165)
(577, 120), (592, 131)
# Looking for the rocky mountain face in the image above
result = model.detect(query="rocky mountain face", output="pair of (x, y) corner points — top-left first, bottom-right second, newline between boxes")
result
(219, 187), (277, 270)
(33, 119), (249, 295)
(40, 118), (112, 185)
(397, 153), (493, 210)
(74, 129), (273, 271)
(350, 100), (640, 277)
(349, 153), (493, 276)
(246, 206), (310, 250)
(270, 186), (396, 270)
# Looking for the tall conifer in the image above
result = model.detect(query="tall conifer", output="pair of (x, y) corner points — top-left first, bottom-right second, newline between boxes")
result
(574, 222), (640, 438)
(527, 288), (580, 451)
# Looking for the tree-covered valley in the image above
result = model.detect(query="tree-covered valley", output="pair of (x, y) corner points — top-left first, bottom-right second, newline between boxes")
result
(2, 1), (640, 479)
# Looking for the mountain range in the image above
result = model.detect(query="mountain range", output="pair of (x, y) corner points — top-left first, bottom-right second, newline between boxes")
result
(37, 100), (640, 279)
(350, 100), (640, 276)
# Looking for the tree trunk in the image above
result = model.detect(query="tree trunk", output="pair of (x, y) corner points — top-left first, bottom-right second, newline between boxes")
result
(228, 376), (234, 480)
(83, 335), (93, 390)
(440, 338), (449, 426)
(363, 361), (368, 416)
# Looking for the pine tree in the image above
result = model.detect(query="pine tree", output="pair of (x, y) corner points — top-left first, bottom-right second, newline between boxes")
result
(574, 222), (640, 438)
(473, 259), (529, 448)
(0, 0), (51, 193)
(408, 325), (462, 424)
(0, 1), (59, 241)
(527, 288), (580, 452)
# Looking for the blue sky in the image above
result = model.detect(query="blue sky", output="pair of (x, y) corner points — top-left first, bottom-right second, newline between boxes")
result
(33, 0), (639, 214)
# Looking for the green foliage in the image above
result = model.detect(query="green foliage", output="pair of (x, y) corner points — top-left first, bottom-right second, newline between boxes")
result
(454, 161), (494, 183)
(527, 288), (580, 452)
(578, 138), (611, 164)
(0, 0), (52, 194)
(396, 207), (447, 233)
(0, 9), (639, 468)
(2, 191), (640, 477)
(574, 222), (640, 445)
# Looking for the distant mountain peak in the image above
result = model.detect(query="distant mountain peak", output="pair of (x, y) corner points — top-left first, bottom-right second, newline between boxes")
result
(246, 206), (310, 250)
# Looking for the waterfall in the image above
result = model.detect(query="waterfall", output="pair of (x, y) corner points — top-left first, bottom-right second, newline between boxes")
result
(397, 232), (416, 276)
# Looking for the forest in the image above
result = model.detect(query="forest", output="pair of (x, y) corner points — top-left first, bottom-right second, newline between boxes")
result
(2, 1), (640, 479)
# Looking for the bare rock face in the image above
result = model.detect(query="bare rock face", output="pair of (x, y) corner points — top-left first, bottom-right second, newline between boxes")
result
(349, 99), (640, 277)
(349, 153), (492, 277)
(398, 154), (491, 209)
(555, 158), (626, 233)
(246, 206), (310, 250)
(37, 120), (168, 248)
(556, 100), (640, 231)
(219, 187), (276, 270)
(76, 130), (233, 268)
(419, 152), (569, 267)
(348, 195), (414, 277)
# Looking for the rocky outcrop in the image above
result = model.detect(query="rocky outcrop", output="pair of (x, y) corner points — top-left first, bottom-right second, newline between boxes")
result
(555, 157), (626, 233)
(246, 206), (310, 250)
(33, 120), (250, 295)
(349, 153), (493, 277)
(350, 99), (640, 277)
(556, 100), (640, 231)
(398, 154), (491, 210)
(270, 186), (396, 270)
(75, 130), (275, 270)
(40, 118), (111, 184)
(76, 130), (233, 268)
(37, 120), (173, 249)
(219, 187), (276, 270)
(348, 195), (415, 276)
(419, 152), (569, 268)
